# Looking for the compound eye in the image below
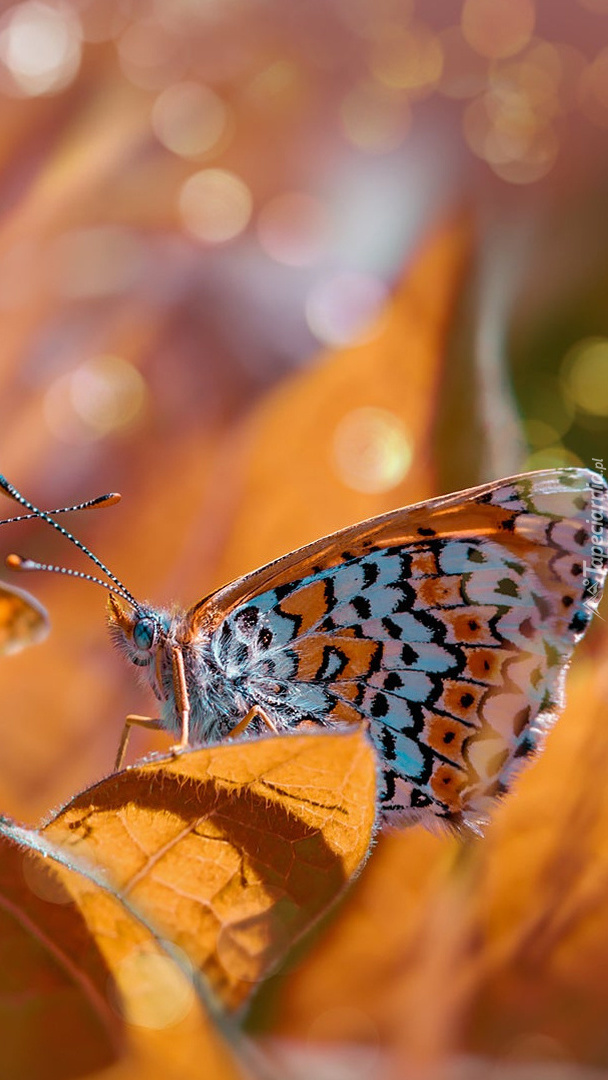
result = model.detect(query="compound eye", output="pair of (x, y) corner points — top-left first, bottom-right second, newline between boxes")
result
(132, 616), (157, 653)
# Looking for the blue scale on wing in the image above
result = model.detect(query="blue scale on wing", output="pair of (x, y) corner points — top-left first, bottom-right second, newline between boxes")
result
(464, 569), (540, 609)
(213, 544), (514, 769)
(211, 507), (600, 808)
(377, 727), (427, 780)
(331, 560), (367, 601)
(436, 539), (500, 575)
(355, 612), (435, 642)
(377, 640), (459, 674)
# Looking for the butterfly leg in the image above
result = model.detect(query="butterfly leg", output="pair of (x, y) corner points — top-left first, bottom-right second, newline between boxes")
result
(229, 706), (279, 739)
(114, 714), (164, 771)
(114, 648), (191, 770)
(171, 645), (191, 753)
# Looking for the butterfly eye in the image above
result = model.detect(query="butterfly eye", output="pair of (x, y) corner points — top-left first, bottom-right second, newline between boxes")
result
(132, 616), (157, 653)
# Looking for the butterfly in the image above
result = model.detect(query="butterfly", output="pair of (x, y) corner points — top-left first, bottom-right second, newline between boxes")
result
(0, 467), (606, 832)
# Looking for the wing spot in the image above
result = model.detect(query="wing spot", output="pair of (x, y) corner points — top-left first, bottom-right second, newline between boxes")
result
(467, 548), (486, 564)
(384, 672), (403, 690)
(380, 726), (396, 761)
(401, 643), (419, 665)
(411, 789), (432, 808)
(371, 692), (389, 717)
(324, 577), (337, 612)
(352, 595), (372, 620)
(235, 607), (258, 631)
(514, 733), (535, 759)
(235, 643), (249, 666)
(544, 641), (561, 666)
(496, 577), (519, 598)
(513, 705), (531, 736)
(519, 617), (535, 639)
(382, 617), (403, 640)
(316, 646), (349, 680)
(574, 528), (588, 547)
(533, 593), (552, 620)
(362, 561), (379, 587)
(569, 610), (590, 633)
(369, 643), (383, 675)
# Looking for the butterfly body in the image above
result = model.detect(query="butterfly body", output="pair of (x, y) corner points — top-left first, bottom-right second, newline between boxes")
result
(108, 467), (607, 831)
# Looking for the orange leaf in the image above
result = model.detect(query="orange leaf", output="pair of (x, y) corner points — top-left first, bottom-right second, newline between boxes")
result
(0, 819), (254, 1080)
(257, 640), (608, 1072)
(43, 730), (377, 1011)
(0, 582), (49, 656)
(186, 218), (472, 592)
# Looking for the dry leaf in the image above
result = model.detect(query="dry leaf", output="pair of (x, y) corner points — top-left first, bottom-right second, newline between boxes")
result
(0, 818), (255, 1080)
(43, 730), (377, 1011)
(0, 582), (49, 656)
(255, 637), (608, 1073)
(204, 219), (472, 590)
(463, 649), (608, 1069)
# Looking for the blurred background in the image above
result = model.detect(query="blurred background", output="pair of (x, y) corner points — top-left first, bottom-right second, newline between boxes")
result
(2, 3), (608, 1075)
(0, 0), (606, 821)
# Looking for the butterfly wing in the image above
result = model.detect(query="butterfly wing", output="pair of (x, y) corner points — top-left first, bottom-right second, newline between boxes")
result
(189, 468), (607, 829)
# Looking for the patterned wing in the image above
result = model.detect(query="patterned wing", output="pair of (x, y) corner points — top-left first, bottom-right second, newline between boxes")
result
(196, 469), (607, 829)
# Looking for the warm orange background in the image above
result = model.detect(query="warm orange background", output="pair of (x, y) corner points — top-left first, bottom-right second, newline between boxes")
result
(0, 3), (608, 1075)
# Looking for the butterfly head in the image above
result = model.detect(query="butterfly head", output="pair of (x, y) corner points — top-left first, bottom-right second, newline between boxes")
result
(107, 593), (169, 668)
(106, 592), (178, 710)
(0, 475), (180, 708)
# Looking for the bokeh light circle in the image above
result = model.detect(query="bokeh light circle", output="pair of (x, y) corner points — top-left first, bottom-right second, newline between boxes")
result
(461, 0), (535, 61)
(179, 169), (253, 244)
(561, 337), (608, 416)
(0, 1), (82, 96)
(44, 357), (148, 444)
(152, 81), (230, 158)
(110, 947), (196, 1029)
(332, 407), (413, 494)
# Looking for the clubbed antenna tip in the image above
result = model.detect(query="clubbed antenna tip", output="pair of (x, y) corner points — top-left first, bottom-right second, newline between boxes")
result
(0, 476), (138, 607)
(6, 554), (26, 570)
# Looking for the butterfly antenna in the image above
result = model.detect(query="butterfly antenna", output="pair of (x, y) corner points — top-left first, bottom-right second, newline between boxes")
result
(0, 475), (138, 608)
(6, 554), (137, 602)
(0, 492), (121, 525)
